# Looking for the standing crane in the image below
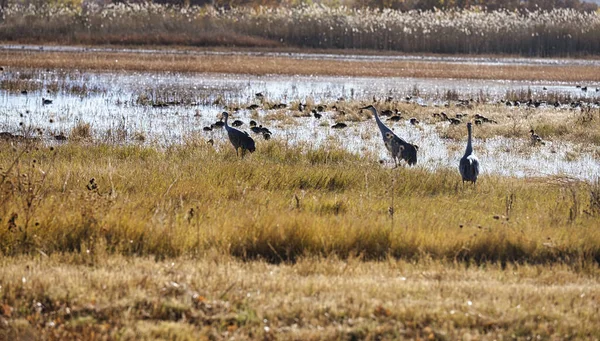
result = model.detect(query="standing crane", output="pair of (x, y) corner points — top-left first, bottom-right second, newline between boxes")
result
(222, 112), (256, 157)
(459, 122), (480, 184)
(360, 105), (418, 167)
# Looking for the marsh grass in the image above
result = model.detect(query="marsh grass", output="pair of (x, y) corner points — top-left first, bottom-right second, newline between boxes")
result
(3, 50), (600, 83)
(0, 79), (42, 93)
(0, 255), (598, 340)
(0, 139), (599, 266)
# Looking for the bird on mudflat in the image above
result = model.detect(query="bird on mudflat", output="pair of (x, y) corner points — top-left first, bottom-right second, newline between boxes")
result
(360, 105), (417, 167)
(222, 112), (255, 157)
(529, 129), (545, 146)
(459, 122), (480, 184)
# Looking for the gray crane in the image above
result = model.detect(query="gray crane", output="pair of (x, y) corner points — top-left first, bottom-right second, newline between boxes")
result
(459, 122), (480, 184)
(222, 112), (256, 157)
(360, 105), (418, 167)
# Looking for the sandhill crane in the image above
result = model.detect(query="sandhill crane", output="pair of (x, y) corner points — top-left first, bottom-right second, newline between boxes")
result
(459, 122), (480, 184)
(222, 112), (255, 157)
(360, 105), (417, 167)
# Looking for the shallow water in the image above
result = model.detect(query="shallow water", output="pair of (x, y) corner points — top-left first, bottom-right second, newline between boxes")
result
(1, 67), (599, 180)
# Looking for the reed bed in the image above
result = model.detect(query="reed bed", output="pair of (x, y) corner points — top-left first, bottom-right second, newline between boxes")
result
(2, 3), (600, 56)
(1, 138), (599, 266)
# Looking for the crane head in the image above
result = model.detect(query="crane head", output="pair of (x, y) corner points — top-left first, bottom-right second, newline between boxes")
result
(359, 105), (376, 111)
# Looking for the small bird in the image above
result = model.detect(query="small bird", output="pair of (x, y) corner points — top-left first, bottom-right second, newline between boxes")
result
(449, 118), (462, 125)
(203, 126), (213, 132)
(222, 112), (255, 157)
(529, 129), (545, 145)
(232, 120), (244, 127)
(250, 125), (263, 134)
(271, 103), (287, 109)
(409, 117), (419, 125)
(263, 132), (271, 140)
(260, 126), (272, 135)
(213, 119), (225, 128)
(246, 104), (260, 110)
(42, 98), (53, 105)
(312, 110), (322, 119)
(388, 115), (402, 122)
(459, 122), (480, 184)
(331, 122), (347, 129)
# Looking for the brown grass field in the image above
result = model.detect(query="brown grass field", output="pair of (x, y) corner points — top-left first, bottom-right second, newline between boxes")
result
(1, 256), (599, 340)
(2, 48), (600, 82)
(1, 47), (600, 340)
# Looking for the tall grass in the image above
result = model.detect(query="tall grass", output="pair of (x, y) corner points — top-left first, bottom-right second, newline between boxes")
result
(1, 138), (599, 266)
(2, 3), (600, 56)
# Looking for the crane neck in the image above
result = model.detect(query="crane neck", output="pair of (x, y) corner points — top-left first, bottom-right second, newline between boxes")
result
(372, 108), (382, 124)
(465, 125), (473, 155)
(372, 108), (387, 132)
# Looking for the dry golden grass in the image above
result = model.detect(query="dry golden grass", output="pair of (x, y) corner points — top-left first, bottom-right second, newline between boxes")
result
(2, 49), (600, 82)
(1, 139), (599, 264)
(2, 46), (600, 339)
(0, 255), (598, 340)
(1, 129), (599, 339)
